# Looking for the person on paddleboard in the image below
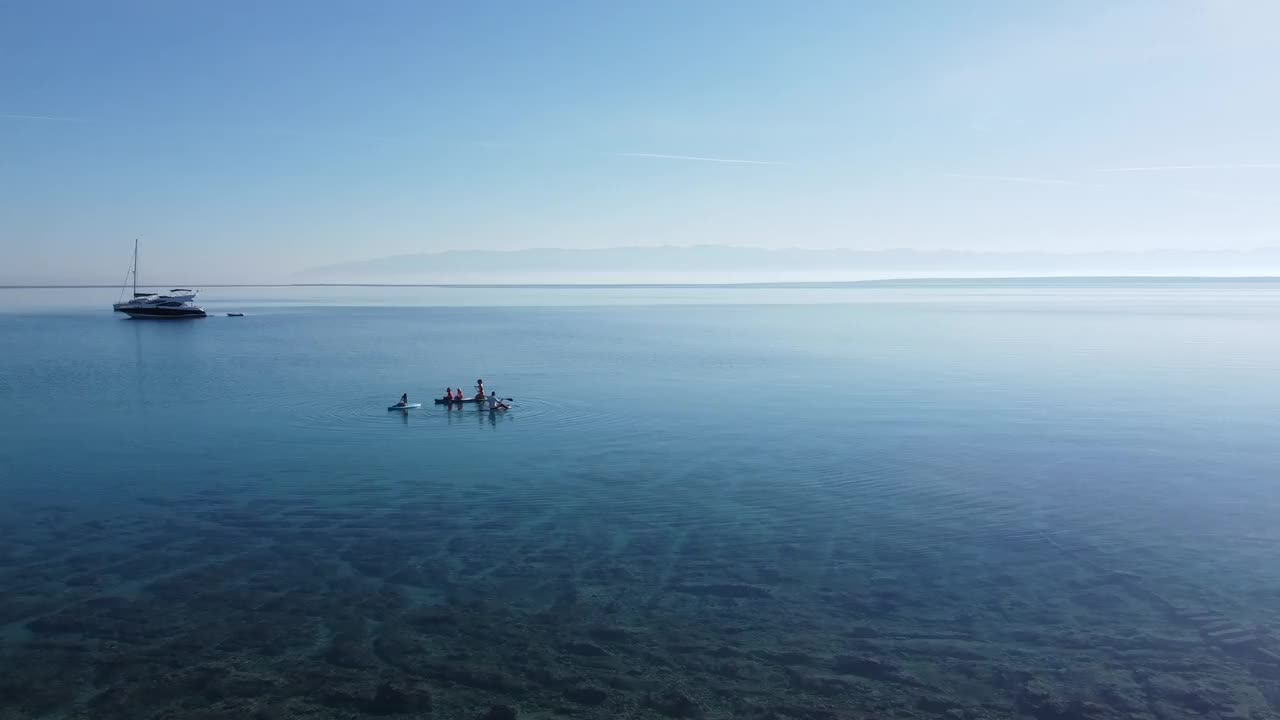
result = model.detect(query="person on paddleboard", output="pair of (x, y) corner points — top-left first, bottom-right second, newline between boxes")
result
(454, 388), (464, 401)
(399, 393), (408, 406)
(444, 388), (453, 402)
(475, 378), (486, 399)
(488, 392), (508, 411)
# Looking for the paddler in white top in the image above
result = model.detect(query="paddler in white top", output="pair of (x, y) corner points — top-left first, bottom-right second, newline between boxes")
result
(488, 392), (508, 411)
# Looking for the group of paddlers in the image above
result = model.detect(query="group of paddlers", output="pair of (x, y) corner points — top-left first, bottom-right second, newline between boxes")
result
(395, 379), (509, 411)
(443, 378), (509, 410)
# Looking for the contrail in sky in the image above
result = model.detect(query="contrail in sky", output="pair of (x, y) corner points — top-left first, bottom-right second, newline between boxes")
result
(0, 113), (83, 122)
(941, 171), (1242, 202)
(939, 172), (1103, 188)
(614, 152), (790, 166)
(1097, 164), (1280, 172)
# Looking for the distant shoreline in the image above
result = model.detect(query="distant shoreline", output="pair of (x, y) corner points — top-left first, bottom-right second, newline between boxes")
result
(5, 276), (1280, 290)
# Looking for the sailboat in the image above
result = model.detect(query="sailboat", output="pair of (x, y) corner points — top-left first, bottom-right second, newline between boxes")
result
(112, 240), (207, 319)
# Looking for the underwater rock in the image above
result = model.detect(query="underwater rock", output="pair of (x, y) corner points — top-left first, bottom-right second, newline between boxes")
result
(372, 625), (427, 671)
(763, 704), (837, 720)
(220, 618), (302, 657)
(85, 664), (230, 718)
(754, 650), (817, 667)
(645, 688), (702, 718)
(830, 654), (916, 685)
(322, 619), (375, 668)
(563, 685), (609, 706)
(549, 585), (579, 612)
(560, 641), (609, 657)
(1016, 680), (1106, 720)
(1138, 672), (1241, 718)
(27, 611), (93, 636)
(916, 696), (961, 715)
(367, 681), (433, 715)
(403, 607), (459, 632)
(0, 676), (70, 718)
(1175, 689), (1217, 714)
(670, 583), (771, 599)
(250, 701), (293, 720)
(215, 672), (280, 700)
(422, 663), (525, 695)
(784, 668), (855, 698)
(1, 598), (57, 627)
(350, 585), (409, 621)
(604, 675), (637, 691)
(587, 626), (631, 642)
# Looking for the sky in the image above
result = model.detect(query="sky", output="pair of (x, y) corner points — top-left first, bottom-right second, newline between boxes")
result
(2, 0), (1279, 284)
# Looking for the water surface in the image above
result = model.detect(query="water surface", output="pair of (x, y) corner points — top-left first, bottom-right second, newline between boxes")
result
(1, 282), (1278, 719)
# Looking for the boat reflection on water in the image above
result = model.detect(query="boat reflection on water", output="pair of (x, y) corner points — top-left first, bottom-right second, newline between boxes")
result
(441, 405), (513, 428)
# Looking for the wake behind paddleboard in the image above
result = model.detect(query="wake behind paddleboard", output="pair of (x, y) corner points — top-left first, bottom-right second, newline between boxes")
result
(388, 403), (422, 411)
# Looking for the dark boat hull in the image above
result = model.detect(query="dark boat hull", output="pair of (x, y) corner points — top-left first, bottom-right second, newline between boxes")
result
(117, 307), (207, 319)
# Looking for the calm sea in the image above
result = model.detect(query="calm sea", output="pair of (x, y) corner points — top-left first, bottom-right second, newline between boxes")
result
(1, 281), (1278, 719)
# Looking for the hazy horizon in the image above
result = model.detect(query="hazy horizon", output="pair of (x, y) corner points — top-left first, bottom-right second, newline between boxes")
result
(8, 244), (1280, 287)
(4, 1), (1280, 284)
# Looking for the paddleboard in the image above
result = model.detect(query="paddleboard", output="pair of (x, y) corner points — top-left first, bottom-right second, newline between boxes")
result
(387, 403), (422, 411)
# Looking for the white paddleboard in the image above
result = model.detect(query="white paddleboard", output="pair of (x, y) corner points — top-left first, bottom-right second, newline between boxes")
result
(388, 403), (422, 411)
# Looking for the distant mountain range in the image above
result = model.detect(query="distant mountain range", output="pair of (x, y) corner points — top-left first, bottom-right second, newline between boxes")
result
(297, 245), (1280, 282)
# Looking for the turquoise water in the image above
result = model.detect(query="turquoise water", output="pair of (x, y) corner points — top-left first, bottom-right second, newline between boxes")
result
(2, 282), (1279, 719)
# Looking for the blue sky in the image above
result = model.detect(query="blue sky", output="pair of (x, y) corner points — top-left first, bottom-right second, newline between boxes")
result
(2, 0), (1278, 283)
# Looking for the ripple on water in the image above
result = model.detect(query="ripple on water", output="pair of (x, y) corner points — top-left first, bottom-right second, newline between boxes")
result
(273, 393), (417, 437)
(266, 391), (1050, 558)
